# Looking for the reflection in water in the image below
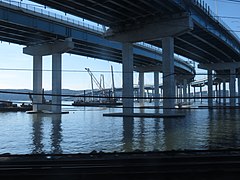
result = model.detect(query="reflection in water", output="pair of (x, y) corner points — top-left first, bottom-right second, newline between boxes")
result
(3, 104), (240, 155)
(51, 114), (62, 154)
(31, 114), (44, 154)
(122, 116), (134, 152)
(136, 108), (145, 151)
(31, 114), (62, 154)
(208, 109), (240, 149)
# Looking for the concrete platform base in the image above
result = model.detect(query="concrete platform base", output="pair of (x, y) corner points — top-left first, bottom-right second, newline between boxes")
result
(26, 110), (69, 114)
(198, 105), (240, 109)
(103, 113), (185, 118)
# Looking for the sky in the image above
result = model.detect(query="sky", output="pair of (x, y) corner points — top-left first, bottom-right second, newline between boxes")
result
(0, 0), (239, 91)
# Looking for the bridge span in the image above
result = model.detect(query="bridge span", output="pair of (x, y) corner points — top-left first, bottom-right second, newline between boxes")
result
(28, 0), (240, 113)
(0, 1), (195, 114)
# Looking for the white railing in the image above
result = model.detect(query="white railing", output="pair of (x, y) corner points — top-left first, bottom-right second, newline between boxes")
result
(192, 0), (240, 42)
(0, 0), (105, 33)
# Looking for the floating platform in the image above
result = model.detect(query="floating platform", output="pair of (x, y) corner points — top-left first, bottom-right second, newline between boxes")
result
(27, 110), (69, 114)
(198, 105), (240, 109)
(0, 106), (32, 112)
(72, 101), (122, 107)
(103, 112), (185, 118)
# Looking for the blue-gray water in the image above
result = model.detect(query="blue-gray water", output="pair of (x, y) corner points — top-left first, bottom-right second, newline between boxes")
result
(1, 101), (240, 155)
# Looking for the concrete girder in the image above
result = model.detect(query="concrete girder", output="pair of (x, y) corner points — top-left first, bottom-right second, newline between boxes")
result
(104, 15), (193, 42)
(23, 38), (74, 56)
(198, 62), (240, 71)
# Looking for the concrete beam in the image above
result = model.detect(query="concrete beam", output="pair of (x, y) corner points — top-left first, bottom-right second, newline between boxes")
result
(135, 65), (162, 73)
(198, 62), (240, 71)
(23, 38), (74, 56)
(104, 15), (193, 42)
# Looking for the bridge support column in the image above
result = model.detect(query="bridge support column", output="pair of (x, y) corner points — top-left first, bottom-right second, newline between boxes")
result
(23, 38), (74, 114)
(193, 86), (196, 102)
(188, 83), (191, 103)
(229, 68), (236, 106)
(122, 43), (134, 115)
(179, 83), (183, 104)
(162, 37), (175, 114)
(139, 71), (145, 106)
(200, 85), (203, 103)
(223, 79), (227, 105)
(154, 71), (160, 107)
(52, 53), (62, 113)
(183, 79), (187, 104)
(208, 69), (213, 107)
(218, 83), (221, 104)
(238, 77), (240, 105)
(33, 55), (43, 112)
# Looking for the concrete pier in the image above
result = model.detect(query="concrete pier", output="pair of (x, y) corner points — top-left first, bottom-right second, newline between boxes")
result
(139, 71), (145, 106)
(52, 53), (62, 113)
(207, 69), (213, 107)
(154, 71), (160, 107)
(229, 68), (236, 106)
(23, 38), (74, 113)
(162, 37), (175, 114)
(122, 42), (134, 115)
(32, 55), (43, 112)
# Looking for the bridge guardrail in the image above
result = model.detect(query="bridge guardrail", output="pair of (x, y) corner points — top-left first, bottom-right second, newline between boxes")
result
(0, 0), (104, 33)
(192, 0), (240, 43)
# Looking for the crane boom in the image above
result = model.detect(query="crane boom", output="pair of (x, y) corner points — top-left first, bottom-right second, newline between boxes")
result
(85, 68), (104, 91)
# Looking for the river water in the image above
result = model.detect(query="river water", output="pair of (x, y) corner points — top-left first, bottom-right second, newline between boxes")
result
(0, 101), (240, 155)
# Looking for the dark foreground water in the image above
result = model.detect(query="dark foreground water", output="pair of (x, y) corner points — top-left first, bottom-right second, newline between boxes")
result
(1, 101), (240, 154)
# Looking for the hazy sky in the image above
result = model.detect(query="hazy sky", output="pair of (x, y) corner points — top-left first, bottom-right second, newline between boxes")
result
(0, 0), (239, 90)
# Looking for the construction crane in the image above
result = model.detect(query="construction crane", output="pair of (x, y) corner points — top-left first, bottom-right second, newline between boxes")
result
(85, 68), (106, 99)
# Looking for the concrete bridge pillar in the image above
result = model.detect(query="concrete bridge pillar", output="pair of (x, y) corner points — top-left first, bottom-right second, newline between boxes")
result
(32, 55), (43, 112)
(218, 82), (221, 104)
(52, 53), (62, 113)
(198, 62), (240, 107)
(200, 85), (203, 103)
(138, 71), (145, 106)
(175, 83), (179, 104)
(154, 71), (160, 107)
(179, 83), (183, 103)
(183, 79), (187, 103)
(162, 37), (175, 114)
(23, 38), (74, 113)
(122, 42), (134, 115)
(188, 83), (191, 103)
(238, 77), (240, 105)
(222, 79), (227, 105)
(208, 69), (213, 107)
(193, 86), (196, 102)
(229, 68), (236, 106)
